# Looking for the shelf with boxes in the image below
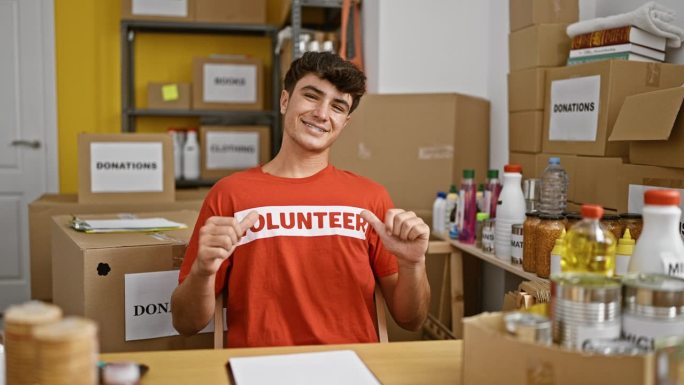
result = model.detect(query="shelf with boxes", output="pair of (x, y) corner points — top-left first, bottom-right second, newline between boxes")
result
(120, 19), (281, 188)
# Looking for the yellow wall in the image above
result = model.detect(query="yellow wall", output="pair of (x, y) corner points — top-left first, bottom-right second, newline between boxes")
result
(55, 1), (278, 193)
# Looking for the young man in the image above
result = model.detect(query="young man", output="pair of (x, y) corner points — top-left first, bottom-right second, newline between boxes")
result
(171, 52), (430, 347)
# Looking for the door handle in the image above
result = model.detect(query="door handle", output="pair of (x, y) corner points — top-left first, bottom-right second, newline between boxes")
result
(11, 139), (41, 149)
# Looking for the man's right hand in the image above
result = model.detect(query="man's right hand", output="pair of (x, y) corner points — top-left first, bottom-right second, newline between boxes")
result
(192, 211), (259, 277)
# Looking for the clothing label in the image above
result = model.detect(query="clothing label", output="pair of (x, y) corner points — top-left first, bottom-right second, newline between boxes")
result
(132, 0), (187, 16)
(548, 75), (601, 142)
(124, 271), (221, 341)
(206, 131), (259, 169)
(90, 142), (164, 193)
(510, 233), (523, 264)
(203, 63), (257, 103)
(234, 206), (370, 246)
(576, 322), (621, 349)
(615, 254), (631, 276)
(628, 184), (684, 242)
(661, 252), (684, 278)
(622, 313), (684, 351)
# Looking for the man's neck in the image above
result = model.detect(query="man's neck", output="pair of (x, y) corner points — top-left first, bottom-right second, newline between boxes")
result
(262, 149), (330, 178)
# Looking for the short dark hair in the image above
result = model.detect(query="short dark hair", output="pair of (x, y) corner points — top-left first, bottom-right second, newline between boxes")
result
(283, 52), (366, 113)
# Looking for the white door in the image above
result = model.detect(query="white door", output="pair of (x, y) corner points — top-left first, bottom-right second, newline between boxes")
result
(0, 0), (58, 312)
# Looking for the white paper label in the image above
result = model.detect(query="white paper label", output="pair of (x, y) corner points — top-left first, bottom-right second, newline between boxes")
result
(124, 271), (223, 341)
(203, 63), (257, 103)
(548, 75), (601, 142)
(206, 131), (259, 169)
(622, 313), (684, 351)
(550, 254), (562, 275)
(90, 142), (164, 193)
(510, 233), (523, 264)
(661, 252), (684, 278)
(417, 145), (453, 160)
(628, 184), (684, 242)
(575, 322), (621, 349)
(132, 0), (187, 17)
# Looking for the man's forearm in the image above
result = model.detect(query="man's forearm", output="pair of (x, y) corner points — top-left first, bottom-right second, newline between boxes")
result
(171, 271), (218, 335)
(390, 260), (431, 331)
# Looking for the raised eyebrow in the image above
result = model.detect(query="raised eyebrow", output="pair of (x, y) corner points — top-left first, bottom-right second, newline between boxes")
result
(301, 85), (350, 110)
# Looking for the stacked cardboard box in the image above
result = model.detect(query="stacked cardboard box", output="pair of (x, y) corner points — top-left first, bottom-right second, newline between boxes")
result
(121, 0), (266, 24)
(508, 0), (576, 170)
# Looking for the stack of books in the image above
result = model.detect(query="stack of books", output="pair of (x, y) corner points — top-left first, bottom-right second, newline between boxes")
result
(567, 25), (666, 65)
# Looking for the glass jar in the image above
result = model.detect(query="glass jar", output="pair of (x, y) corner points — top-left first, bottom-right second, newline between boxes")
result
(522, 212), (541, 273)
(536, 214), (567, 278)
(564, 212), (582, 231)
(619, 213), (643, 241)
(601, 214), (624, 240)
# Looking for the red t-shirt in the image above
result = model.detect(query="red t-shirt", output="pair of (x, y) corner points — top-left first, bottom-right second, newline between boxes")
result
(178, 165), (398, 347)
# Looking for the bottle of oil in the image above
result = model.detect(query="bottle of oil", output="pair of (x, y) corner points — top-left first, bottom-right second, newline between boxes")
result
(563, 204), (617, 276)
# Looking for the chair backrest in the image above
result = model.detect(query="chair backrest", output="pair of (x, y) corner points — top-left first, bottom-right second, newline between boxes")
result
(213, 285), (389, 349)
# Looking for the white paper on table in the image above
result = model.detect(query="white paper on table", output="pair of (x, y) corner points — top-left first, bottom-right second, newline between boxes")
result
(228, 350), (381, 385)
(79, 218), (186, 232)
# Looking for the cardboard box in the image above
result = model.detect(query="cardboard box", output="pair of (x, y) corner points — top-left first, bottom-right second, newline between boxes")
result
(609, 86), (684, 169)
(199, 125), (271, 180)
(121, 0), (195, 21)
(147, 83), (191, 110)
(194, 0), (266, 24)
(330, 94), (489, 213)
(509, 111), (543, 153)
(543, 61), (684, 157)
(78, 133), (175, 204)
(29, 190), (208, 302)
(509, 24), (570, 71)
(508, 68), (548, 112)
(51, 210), (213, 352)
(616, 163), (684, 213)
(509, 0), (578, 32)
(267, 0), (291, 27)
(463, 312), (655, 385)
(572, 156), (623, 209)
(508, 152), (537, 180)
(192, 56), (263, 111)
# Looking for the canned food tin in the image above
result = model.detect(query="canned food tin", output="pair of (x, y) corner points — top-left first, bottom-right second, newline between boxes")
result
(582, 338), (646, 356)
(482, 219), (495, 253)
(511, 224), (524, 265)
(551, 273), (622, 350)
(503, 311), (552, 345)
(621, 273), (684, 351)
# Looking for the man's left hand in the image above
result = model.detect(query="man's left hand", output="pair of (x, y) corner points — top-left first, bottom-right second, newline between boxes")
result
(361, 209), (430, 267)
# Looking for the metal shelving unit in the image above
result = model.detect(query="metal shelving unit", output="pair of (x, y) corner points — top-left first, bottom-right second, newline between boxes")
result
(120, 19), (282, 160)
(291, 0), (344, 59)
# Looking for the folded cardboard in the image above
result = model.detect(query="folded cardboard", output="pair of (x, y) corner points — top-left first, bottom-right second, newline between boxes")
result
(147, 83), (192, 110)
(121, 0), (195, 21)
(194, 0), (266, 24)
(51, 210), (212, 352)
(199, 125), (271, 180)
(609, 86), (684, 169)
(543, 61), (684, 157)
(508, 152), (537, 180)
(78, 133), (174, 204)
(463, 312), (655, 385)
(509, 111), (543, 153)
(29, 190), (208, 302)
(573, 156), (623, 209)
(330, 94), (489, 213)
(509, 0), (579, 32)
(509, 24), (570, 71)
(508, 68), (548, 112)
(616, 163), (684, 213)
(192, 56), (263, 111)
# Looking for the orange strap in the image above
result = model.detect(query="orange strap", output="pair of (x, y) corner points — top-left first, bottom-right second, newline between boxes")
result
(339, 0), (363, 70)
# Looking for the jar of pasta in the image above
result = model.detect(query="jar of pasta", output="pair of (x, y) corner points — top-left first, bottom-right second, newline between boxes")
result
(522, 212), (541, 273)
(564, 212), (582, 232)
(536, 214), (567, 278)
(601, 213), (624, 240)
(619, 213), (643, 241)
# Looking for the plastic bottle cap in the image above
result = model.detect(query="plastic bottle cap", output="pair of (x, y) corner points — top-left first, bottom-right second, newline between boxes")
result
(463, 169), (475, 178)
(449, 184), (458, 193)
(504, 164), (522, 173)
(478, 184), (484, 192)
(437, 191), (447, 198)
(477, 212), (490, 221)
(548, 157), (560, 165)
(644, 189), (681, 206)
(616, 228), (635, 255)
(487, 169), (499, 179)
(581, 204), (604, 219)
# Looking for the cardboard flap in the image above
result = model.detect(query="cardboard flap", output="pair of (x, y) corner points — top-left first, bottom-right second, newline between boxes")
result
(609, 87), (684, 142)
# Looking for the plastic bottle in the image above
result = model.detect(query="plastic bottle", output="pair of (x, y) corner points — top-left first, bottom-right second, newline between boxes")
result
(495, 164), (526, 261)
(484, 169), (501, 218)
(563, 204), (617, 276)
(182, 129), (200, 180)
(549, 228), (566, 276)
(168, 129), (183, 180)
(628, 190), (684, 278)
(445, 185), (458, 239)
(476, 184), (485, 213)
(539, 157), (568, 214)
(615, 228), (635, 277)
(458, 169), (477, 244)
(432, 192), (447, 238)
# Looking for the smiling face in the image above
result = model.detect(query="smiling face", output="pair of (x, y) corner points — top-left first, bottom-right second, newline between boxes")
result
(280, 73), (353, 154)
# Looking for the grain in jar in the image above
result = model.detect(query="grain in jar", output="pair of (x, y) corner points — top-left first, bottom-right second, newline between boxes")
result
(620, 213), (643, 241)
(536, 214), (566, 279)
(601, 214), (624, 240)
(522, 212), (541, 273)
(564, 212), (582, 231)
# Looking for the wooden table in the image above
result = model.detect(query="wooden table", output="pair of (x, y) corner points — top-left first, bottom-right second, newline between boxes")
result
(100, 340), (463, 385)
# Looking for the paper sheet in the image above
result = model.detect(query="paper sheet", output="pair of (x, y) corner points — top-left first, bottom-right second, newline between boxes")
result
(228, 350), (381, 385)
(72, 218), (186, 233)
